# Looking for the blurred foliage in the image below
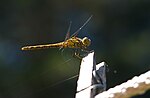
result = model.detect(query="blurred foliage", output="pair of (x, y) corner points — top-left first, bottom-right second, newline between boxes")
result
(0, 0), (150, 98)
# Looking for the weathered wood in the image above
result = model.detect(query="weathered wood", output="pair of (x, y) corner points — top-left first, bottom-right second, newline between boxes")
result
(75, 51), (150, 98)
(75, 52), (107, 98)
(76, 52), (95, 98)
(95, 70), (150, 98)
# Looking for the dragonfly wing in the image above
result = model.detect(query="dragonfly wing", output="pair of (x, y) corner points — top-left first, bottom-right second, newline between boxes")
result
(59, 21), (72, 50)
(71, 15), (93, 37)
(65, 21), (72, 41)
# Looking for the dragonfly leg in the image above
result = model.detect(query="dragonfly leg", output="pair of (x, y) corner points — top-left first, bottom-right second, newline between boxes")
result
(72, 49), (82, 60)
(74, 52), (82, 60)
(82, 49), (94, 53)
(76, 49), (94, 58)
(73, 49), (94, 60)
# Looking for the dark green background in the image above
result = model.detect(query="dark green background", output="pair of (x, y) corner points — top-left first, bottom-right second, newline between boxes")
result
(0, 0), (150, 98)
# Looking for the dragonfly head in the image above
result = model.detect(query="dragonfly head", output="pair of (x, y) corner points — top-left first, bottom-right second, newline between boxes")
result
(82, 37), (91, 47)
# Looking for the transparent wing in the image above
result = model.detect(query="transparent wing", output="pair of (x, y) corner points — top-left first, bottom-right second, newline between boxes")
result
(71, 15), (93, 37)
(65, 21), (72, 41)
(59, 21), (72, 50)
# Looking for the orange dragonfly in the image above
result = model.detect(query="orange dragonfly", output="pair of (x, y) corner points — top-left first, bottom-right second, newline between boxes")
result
(21, 16), (92, 56)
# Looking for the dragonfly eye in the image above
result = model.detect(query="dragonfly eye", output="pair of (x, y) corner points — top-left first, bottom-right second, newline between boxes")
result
(82, 37), (91, 47)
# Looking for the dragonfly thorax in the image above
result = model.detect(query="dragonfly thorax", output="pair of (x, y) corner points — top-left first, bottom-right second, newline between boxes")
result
(82, 37), (91, 47)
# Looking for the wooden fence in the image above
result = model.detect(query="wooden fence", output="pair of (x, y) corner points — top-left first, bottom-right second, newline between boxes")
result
(75, 51), (150, 98)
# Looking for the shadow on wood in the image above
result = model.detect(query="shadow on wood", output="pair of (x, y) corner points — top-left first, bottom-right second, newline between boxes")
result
(75, 51), (107, 98)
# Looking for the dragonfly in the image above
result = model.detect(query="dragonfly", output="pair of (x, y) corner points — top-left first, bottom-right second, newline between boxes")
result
(21, 15), (92, 58)
(20, 16), (93, 97)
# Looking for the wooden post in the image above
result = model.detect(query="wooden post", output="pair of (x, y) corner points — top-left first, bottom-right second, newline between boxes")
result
(75, 52), (94, 98)
(75, 51), (106, 98)
(75, 51), (150, 98)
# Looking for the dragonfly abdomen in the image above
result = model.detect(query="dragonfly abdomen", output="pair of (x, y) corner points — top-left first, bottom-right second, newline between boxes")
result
(21, 42), (64, 50)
